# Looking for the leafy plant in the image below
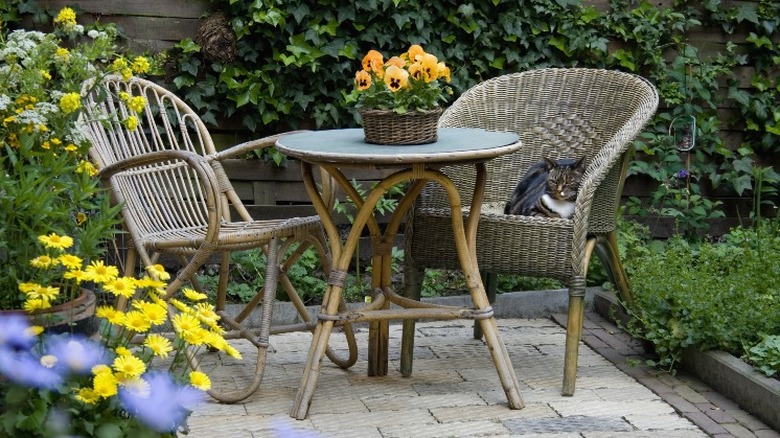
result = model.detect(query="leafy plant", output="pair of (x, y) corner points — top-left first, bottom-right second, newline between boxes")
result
(0, 8), (154, 309)
(745, 335), (780, 378)
(197, 246), (327, 305)
(348, 45), (452, 114)
(621, 221), (780, 371)
(0, 233), (231, 437)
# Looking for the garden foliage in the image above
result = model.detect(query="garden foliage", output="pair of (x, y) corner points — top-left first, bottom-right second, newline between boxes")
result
(156, 0), (780, 237)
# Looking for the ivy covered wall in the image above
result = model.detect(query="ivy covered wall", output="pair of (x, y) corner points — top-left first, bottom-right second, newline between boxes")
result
(7, 0), (780, 236)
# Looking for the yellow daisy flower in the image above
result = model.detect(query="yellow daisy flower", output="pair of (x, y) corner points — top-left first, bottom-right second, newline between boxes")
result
(103, 276), (137, 299)
(96, 305), (125, 325)
(143, 333), (173, 357)
(172, 312), (201, 339)
(24, 298), (51, 312)
(189, 371), (212, 391)
(170, 298), (190, 314)
(83, 260), (119, 284)
(38, 233), (73, 250)
(75, 387), (100, 404)
(136, 276), (167, 292)
(179, 325), (209, 345)
(29, 286), (59, 302)
(30, 255), (56, 269)
(92, 364), (112, 375)
(58, 253), (83, 269)
(224, 344), (242, 359)
(63, 269), (88, 284)
(137, 301), (167, 326)
(112, 354), (146, 379)
(182, 287), (208, 302)
(92, 371), (119, 398)
(122, 310), (152, 333)
(146, 264), (171, 281)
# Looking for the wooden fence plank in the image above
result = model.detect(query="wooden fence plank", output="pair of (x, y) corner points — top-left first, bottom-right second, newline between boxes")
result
(41, 0), (209, 18)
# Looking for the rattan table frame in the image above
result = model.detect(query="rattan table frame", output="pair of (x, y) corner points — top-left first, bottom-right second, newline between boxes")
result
(276, 128), (525, 419)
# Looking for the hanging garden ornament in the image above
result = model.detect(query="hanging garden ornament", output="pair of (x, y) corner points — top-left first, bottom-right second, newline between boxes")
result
(670, 114), (696, 152)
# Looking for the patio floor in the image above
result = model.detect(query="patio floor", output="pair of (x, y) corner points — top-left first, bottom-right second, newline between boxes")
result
(189, 311), (779, 438)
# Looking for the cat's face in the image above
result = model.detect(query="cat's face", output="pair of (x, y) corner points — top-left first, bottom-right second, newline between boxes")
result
(544, 157), (586, 201)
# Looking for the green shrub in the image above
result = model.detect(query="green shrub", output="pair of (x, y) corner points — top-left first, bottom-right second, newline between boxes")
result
(622, 221), (780, 371)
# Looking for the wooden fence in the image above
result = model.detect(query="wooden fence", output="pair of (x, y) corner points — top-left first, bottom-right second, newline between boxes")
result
(36, 0), (769, 236)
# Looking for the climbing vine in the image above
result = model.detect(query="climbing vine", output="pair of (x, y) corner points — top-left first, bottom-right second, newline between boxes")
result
(7, 0), (778, 236)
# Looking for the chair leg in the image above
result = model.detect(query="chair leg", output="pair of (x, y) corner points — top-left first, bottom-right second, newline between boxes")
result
(473, 272), (497, 340)
(562, 276), (586, 396)
(400, 267), (424, 377)
(595, 231), (634, 307)
(205, 239), (281, 403)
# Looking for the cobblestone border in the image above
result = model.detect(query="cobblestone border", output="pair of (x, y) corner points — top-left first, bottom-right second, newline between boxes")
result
(570, 291), (780, 437)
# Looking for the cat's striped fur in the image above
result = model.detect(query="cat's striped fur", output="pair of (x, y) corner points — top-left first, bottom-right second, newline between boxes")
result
(504, 156), (586, 219)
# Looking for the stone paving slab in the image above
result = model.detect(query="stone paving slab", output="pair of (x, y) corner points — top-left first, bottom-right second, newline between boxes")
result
(191, 317), (712, 437)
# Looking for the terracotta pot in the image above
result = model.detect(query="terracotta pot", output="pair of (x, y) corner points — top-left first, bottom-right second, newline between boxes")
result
(2, 288), (99, 337)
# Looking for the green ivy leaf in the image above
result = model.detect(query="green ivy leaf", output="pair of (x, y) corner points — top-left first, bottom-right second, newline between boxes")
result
(735, 4), (759, 24)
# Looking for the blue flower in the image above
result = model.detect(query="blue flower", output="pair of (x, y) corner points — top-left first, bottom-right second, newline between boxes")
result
(118, 371), (205, 433)
(0, 313), (37, 351)
(272, 419), (327, 438)
(676, 169), (690, 179)
(44, 334), (108, 375)
(0, 349), (63, 389)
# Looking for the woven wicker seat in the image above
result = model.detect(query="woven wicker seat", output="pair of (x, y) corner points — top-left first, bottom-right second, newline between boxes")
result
(79, 75), (357, 403)
(401, 68), (659, 395)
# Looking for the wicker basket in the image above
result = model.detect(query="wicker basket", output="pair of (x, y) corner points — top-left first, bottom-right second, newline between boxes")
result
(359, 108), (442, 145)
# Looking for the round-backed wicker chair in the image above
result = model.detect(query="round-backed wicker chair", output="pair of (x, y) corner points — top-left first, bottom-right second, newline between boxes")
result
(79, 75), (357, 403)
(402, 68), (659, 396)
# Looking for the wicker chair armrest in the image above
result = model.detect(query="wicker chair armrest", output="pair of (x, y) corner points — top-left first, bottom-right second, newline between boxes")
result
(97, 149), (210, 180)
(97, 149), (225, 242)
(211, 130), (309, 161)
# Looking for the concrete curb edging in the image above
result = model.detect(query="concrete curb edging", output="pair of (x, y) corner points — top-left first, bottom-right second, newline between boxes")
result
(682, 348), (780, 432)
(223, 287), (600, 328)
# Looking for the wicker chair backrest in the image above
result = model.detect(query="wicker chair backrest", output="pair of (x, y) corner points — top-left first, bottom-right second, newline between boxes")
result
(79, 75), (221, 239)
(426, 68), (658, 232)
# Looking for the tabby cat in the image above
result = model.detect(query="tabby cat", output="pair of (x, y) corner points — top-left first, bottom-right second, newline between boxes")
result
(504, 156), (586, 219)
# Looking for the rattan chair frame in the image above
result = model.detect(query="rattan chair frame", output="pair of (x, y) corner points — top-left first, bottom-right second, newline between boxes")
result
(79, 75), (357, 403)
(401, 68), (659, 396)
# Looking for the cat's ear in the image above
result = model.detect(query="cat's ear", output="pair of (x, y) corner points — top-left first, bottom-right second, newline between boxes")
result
(573, 156), (587, 169)
(543, 157), (556, 170)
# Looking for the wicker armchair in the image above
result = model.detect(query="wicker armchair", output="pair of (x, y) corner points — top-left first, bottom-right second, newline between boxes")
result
(402, 68), (659, 395)
(79, 75), (357, 403)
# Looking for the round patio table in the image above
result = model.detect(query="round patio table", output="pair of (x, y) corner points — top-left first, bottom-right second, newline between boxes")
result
(276, 127), (525, 419)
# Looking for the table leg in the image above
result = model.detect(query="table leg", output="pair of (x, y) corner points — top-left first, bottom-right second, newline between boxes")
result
(291, 317), (335, 419)
(450, 163), (524, 409)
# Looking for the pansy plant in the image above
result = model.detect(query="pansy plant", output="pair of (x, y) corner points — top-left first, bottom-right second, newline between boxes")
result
(349, 44), (452, 114)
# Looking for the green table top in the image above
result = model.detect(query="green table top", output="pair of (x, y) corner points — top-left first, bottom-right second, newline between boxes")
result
(275, 128), (521, 166)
